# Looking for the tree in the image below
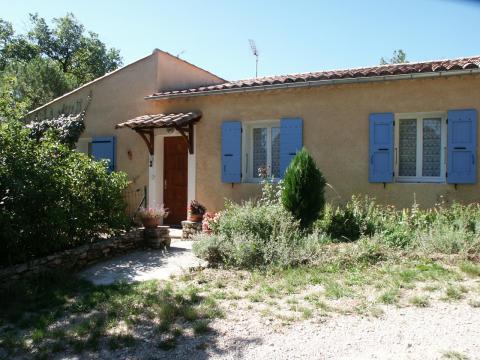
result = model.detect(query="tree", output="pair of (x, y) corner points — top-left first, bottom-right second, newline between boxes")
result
(0, 75), (30, 121)
(0, 13), (122, 120)
(4, 57), (74, 111)
(281, 148), (327, 228)
(380, 49), (408, 65)
(0, 19), (38, 70)
(70, 32), (122, 84)
(28, 13), (122, 84)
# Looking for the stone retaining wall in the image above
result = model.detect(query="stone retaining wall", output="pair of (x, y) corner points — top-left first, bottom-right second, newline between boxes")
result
(182, 221), (203, 239)
(0, 229), (145, 287)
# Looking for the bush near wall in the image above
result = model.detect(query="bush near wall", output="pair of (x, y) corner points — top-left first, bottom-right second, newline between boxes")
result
(194, 189), (480, 269)
(316, 196), (480, 254)
(0, 120), (129, 267)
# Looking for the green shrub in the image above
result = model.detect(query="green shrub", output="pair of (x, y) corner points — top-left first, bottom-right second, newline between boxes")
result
(317, 195), (480, 254)
(316, 196), (382, 241)
(191, 234), (227, 265)
(0, 120), (129, 266)
(193, 178), (318, 268)
(281, 148), (326, 228)
(194, 199), (304, 268)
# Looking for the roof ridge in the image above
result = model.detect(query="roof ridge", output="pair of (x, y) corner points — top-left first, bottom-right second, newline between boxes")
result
(147, 54), (480, 98)
(225, 55), (480, 85)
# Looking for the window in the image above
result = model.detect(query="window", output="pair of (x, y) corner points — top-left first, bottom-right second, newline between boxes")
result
(395, 112), (447, 183)
(243, 121), (280, 180)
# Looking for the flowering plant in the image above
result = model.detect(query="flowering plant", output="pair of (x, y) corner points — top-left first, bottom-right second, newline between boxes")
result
(138, 205), (169, 220)
(188, 200), (206, 216)
(202, 211), (221, 233)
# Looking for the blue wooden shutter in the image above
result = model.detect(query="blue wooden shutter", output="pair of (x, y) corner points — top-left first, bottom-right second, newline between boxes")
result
(369, 113), (394, 183)
(221, 121), (242, 183)
(447, 109), (477, 184)
(91, 136), (116, 172)
(280, 118), (303, 175)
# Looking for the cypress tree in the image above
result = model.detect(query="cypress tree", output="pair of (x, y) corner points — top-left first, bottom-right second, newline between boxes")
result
(281, 148), (326, 228)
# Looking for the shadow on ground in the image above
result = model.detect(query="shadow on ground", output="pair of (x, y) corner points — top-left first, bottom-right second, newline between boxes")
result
(0, 269), (256, 360)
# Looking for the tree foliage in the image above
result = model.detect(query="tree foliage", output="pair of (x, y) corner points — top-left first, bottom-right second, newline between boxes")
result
(0, 120), (129, 266)
(0, 76), (29, 120)
(27, 13), (121, 80)
(0, 13), (122, 120)
(380, 49), (408, 65)
(281, 148), (327, 228)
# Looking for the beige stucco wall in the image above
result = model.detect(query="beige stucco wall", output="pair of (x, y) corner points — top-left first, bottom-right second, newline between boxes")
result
(156, 51), (224, 92)
(26, 52), (480, 213)
(150, 73), (480, 212)
(25, 50), (224, 204)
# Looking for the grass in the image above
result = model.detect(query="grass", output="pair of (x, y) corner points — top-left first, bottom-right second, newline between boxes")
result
(408, 295), (430, 307)
(468, 299), (480, 308)
(459, 261), (480, 277)
(443, 284), (468, 301)
(378, 288), (400, 304)
(0, 272), (222, 358)
(324, 280), (350, 299)
(442, 350), (470, 359)
(192, 320), (210, 335)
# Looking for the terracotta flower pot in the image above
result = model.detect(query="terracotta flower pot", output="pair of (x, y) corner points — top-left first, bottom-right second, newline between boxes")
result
(141, 216), (160, 229)
(188, 213), (203, 222)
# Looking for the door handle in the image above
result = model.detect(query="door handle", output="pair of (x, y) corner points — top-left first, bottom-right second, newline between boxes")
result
(164, 179), (167, 190)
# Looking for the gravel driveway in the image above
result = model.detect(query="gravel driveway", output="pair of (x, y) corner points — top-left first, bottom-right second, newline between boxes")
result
(151, 301), (479, 360)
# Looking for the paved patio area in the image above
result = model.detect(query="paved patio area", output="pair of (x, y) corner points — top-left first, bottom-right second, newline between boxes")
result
(78, 240), (205, 285)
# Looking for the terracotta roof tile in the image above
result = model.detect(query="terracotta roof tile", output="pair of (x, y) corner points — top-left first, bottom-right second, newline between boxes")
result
(115, 111), (201, 130)
(147, 55), (480, 98)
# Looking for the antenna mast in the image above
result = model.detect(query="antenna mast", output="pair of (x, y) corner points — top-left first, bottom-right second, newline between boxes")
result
(248, 39), (259, 77)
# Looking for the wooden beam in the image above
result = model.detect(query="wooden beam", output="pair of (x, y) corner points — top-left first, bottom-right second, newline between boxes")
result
(135, 129), (154, 155)
(174, 124), (194, 154)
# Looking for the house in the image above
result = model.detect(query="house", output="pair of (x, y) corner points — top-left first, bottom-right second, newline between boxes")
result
(26, 49), (480, 225)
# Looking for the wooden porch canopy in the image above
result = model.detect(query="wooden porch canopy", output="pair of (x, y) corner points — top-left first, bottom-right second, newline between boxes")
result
(115, 111), (201, 155)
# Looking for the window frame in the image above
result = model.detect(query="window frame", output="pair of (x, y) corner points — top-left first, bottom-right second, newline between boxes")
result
(394, 111), (447, 183)
(242, 120), (281, 182)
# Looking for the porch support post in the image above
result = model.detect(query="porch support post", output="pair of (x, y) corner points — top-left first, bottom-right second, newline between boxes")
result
(173, 124), (195, 154)
(147, 154), (156, 210)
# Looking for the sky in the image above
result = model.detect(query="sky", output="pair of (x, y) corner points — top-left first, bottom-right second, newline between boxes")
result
(1, 0), (480, 81)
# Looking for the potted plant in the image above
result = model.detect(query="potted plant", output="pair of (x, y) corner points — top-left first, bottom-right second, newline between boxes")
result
(187, 200), (206, 222)
(138, 205), (169, 228)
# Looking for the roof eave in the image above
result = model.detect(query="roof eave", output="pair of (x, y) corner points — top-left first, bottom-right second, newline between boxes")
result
(145, 68), (480, 101)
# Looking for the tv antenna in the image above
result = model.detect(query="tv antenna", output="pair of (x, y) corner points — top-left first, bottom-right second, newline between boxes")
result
(248, 39), (259, 77)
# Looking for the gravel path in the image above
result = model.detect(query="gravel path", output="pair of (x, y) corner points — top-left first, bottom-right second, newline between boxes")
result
(154, 301), (480, 360)
(78, 240), (205, 285)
